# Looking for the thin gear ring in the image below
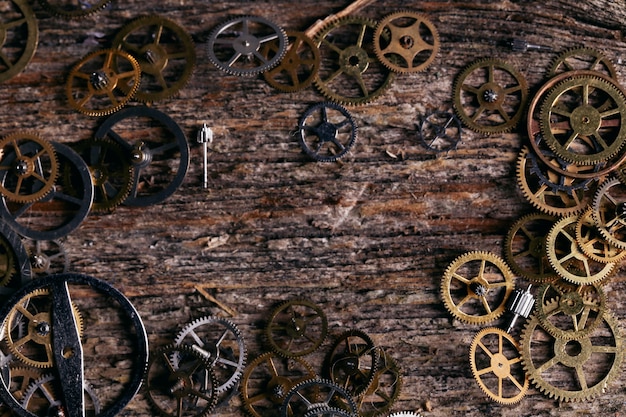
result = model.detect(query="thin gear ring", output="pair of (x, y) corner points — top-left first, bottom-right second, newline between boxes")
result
(298, 102), (357, 162)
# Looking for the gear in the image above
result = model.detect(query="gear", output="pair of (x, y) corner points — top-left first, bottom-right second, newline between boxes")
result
(548, 47), (617, 80)
(5, 366), (42, 401)
(262, 30), (320, 93)
(111, 15), (196, 103)
(297, 102), (357, 162)
(314, 16), (395, 106)
(207, 15), (287, 77)
(66, 48), (141, 116)
(280, 378), (357, 417)
(37, 0), (110, 19)
(19, 373), (101, 416)
(303, 405), (353, 417)
(240, 351), (317, 417)
(539, 75), (626, 165)
(440, 251), (515, 325)
(173, 316), (246, 396)
(0, 0), (38, 83)
(324, 329), (380, 398)
(453, 58), (528, 134)
(356, 348), (402, 417)
(146, 343), (218, 417)
(0, 219), (31, 298)
(591, 177), (626, 249)
(388, 413), (422, 417)
(22, 239), (69, 278)
(0, 131), (59, 204)
(575, 208), (626, 263)
(265, 299), (328, 358)
(545, 214), (615, 285)
(373, 11), (439, 74)
(520, 313), (623, 402)
(504, 211), (559, 283)
(417, 111), (462, 153)
(469, 327), (528, 404)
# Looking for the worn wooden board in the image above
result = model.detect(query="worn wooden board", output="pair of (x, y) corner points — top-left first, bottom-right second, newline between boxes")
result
(2, 0), (626, 416)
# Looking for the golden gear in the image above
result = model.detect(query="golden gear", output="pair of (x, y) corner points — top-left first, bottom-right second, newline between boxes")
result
(0, 0), (38, 83)
(66, 48), (141, 117)
(545, 214), (616, 285)
(539, 75), (626, 165)
(547, 47), (618, 80)
(36, 0), (111, 19)
(469, 327), (528, 405)
(314, 16), (395, 106)
(262, 31), (320, 93)
(111, 15), (196, 103)
(504, 212), (559, 283)
(440, 251), (515, 325)
(0, 234), (16, 288)
(373, 11), (439, 74)
(575, 208), (626, 263)
(591, 176), (626, 249)
(3, 288), (84, 368)
(0, 131), (59, 204)
(520, 313), (623, 402)
(534, 280), (606, 341)
(239, 352), (317, 417)
(5, 366), (42, 401)
(515, 146), (595, 217)
(453, 58), (528, 134)
(357, 348), (402, 417)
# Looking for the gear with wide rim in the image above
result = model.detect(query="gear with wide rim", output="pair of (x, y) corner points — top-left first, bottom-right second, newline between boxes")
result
(0, 0), (38, 83)
(279, 378), (357, 417)
(441, 251), (515, 325)
(373, 10), (439, 74)
(453, 58), (528, 134)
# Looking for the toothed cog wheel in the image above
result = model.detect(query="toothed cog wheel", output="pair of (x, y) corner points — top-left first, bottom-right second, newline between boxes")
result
(0, 0), (38, 83)
(591, 177), (626, 250)
(548, 47), (617, 80)
(37, 0), (111, 19)
(280, 378), (357, 417)
(297, 102), (357, 162)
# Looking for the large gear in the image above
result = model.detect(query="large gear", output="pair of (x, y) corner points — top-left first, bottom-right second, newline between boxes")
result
(279, 378), (357, 417)
(373, 11), (439, 74)
(440, 251), (515, 325)
(111, 15), (196, 103)
(36, 0), (111, 19)
(0, 0), (38, 83)
(520, 313), (623, 402)
(469, 327), (528, 404)
(207, 15), (287, 77)
(453, 58), (528, 134)
(356, 348), (402, 417)
(314, 16), (395, 106)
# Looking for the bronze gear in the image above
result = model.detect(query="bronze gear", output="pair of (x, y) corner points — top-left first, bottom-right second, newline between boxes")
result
(575, 207), (626, 263)
(263, 31), (320, 93)
(0, 0), (38, 83)
(37, 0), (111, 19)
(591, 176), (626, 250)
(548, 47), (618, 80)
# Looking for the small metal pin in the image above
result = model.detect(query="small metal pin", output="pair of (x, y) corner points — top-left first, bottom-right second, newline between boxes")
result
(197, 124), (213, 189)
(508, 38), (553, 53)
(505, 284), (535, 333)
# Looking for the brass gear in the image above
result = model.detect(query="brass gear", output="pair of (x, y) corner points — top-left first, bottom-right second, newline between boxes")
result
(357, 348), (402, 417)
(0, 0), (38, 83)
(591, 176), (626, 249)
(575, 207), (626, 263)
(453, 58), (528, 134)
(440, 251), (515, 325)
(534, 280), (606, 340)
(0, 232), (16, 288)
(36, 0), (111, 19)
(469, 327), (528, 405)
(373, 11), (439, 74)
(314, 16), (395, 106)
(262, 31), (320, 93)
(520, 313), (623, 402)
(545, 214), (616, 285)
(66, 48), (141, 117)
(539, 75), (626, 165)
(0, 131), (58, 204)
(5, 366), (42, 401)
(548, 47), (617, 80)
(111, 15), (196, 103)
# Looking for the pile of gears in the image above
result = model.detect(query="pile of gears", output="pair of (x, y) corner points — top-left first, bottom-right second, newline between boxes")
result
(441, 47), (626, 404)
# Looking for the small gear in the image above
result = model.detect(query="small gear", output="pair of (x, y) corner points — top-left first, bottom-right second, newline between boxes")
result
(5, 366), (42, 401)
(66, 48), (141, 116)
(356, 348), (402, 417)
(469, 327), (528, 404)
(575, 208), (626, 263)
(314, 16), (395, 106)
(280, 378), (357, 417)
(303, 405), (354, 417)
(539, 75), (626, 165)
(591, 177), (626, 250)
(373, 11), (439, 74)
(0, 220), (31, 297)
(0, 0), (38, 83)
(417, 111), (462, 153)
(297, 102), (357, 162)
(36, 0), (110, 19)
(207, 15), (287, 77)
(453, 58), (528, 134)
(262, 30), (320, 93)
(19, 373), (101, 416)
(440, 251), (516, 325)
(22, 239), (70, 278)
(547, 47), (617, 80)
(111, 15), (196, 103)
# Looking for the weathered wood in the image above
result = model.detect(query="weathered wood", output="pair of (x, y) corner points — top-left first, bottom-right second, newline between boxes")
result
(2, 0), (626, 416)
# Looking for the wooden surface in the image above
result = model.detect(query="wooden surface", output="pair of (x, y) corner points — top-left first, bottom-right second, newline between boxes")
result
(3, 0), (626, 416)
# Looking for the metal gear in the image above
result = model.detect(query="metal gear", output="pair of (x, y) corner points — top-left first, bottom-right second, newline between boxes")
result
(239, 352), (317, 417)
(297, 102), (357, 162)
(323, 329), (380, 398)
(280, 378), (357, 417)
(591, 177), (626, 249)
(453, 58), (528, 134)
(504, 211), (559, 283)
(66, 48), (141, 117)
(263, 31), (320, 93)
(4, 366), (42, 401)
(548, 47), (618, 80)
(111, 15), (196, 103)
(469, 327), (528, 404)
(265, 299), (328, 358)
(303, 405), (353, 417)
(0, 219), (31, 298)
(417, 110), (462, 153)
(207, 15), (287, 77)
(534, 280), (606, 341)
(0, 0), (38, 83)
(539, 75), (626, 165)
(36, 0), (110, 19)
(440, 251), (516, 325)
(19, 373), (101, 416)
(388, 413), (422, 417)
(373, 11), (439, 74)
(0, 131), (58, 204)
(314, 16), (395, 106)
(576, 207), (626, 263)
(356, 348), (402, 417)
(520, 313), (623, 402)
(545, 214), (615, 285)
(22, 239), (70, 278)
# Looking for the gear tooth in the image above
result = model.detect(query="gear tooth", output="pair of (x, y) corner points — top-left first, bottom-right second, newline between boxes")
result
(37, 0), (111, 19)
(547, 46), (617, 79)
